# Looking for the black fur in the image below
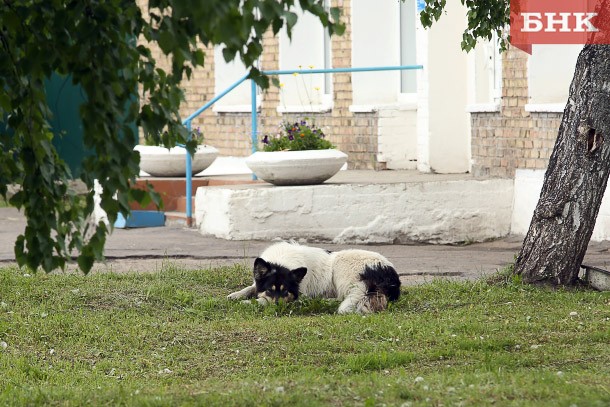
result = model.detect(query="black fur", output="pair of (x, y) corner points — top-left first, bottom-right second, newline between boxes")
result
(360, 264), (401, 302)
(253, 258), (307, 302)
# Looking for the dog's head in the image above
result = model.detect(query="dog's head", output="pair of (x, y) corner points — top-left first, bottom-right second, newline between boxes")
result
(253, 257), (307, 303)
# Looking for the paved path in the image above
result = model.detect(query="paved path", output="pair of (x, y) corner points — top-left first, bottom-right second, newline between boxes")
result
(1, 207), (608, 285)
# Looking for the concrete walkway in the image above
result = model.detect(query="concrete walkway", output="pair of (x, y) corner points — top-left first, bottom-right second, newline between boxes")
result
(1, 206), (609, 285)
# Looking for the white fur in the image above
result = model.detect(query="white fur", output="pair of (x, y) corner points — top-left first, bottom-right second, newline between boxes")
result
(259, 241), (335, 298)
(330, 249), (394, 314)
(228, 242), (397, 314)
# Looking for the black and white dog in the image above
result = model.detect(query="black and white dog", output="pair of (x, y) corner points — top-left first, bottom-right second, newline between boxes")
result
(228, 241), (401, 314)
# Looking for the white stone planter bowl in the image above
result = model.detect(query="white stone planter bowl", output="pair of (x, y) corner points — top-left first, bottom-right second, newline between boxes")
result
(245, 149), (348, 186)
(135, 145), (218, 177)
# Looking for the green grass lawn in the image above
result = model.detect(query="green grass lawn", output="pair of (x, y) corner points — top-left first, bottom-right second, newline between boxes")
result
(0, 264), (608, 406)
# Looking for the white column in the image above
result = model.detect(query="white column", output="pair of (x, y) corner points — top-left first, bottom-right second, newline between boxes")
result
(418, 1), (470, 173)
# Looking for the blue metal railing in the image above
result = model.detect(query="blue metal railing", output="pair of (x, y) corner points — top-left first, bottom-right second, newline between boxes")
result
(181, 64), (423, 226)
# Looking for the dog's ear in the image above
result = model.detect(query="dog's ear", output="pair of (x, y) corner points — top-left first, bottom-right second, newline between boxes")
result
(291, 267), (307, 283)
(253, 258), (272, 281)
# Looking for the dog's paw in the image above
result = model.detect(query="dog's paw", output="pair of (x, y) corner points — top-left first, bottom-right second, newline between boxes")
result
(240, 298), (271, 306)
(227, 285), (256, 300)
(227, 291), (243, 300)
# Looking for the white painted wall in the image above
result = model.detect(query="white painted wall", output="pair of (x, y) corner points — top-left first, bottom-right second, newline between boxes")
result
(511, 169), (610, 241)
(511, 169), (545, 235)
(377, 106), (417, 169)
(418, 1), (470, 173)
(416, 25), (430, 172)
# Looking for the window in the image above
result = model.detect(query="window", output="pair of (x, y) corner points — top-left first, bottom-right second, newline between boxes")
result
(400, 0), (417, 94)
(470, 35), (502, 108)
(278, 2), (331, 112)
(213, 46), (257, 112)
(352, 0), (418, 107)
(528, 44), (581, 109)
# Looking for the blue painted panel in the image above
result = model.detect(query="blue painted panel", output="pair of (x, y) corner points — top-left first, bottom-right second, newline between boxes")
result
(114, 210), (165, 228)
(45, 73), (137, 179)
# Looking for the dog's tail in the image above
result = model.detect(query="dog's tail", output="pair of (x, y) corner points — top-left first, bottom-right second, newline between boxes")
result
(358, 264), (401, 313)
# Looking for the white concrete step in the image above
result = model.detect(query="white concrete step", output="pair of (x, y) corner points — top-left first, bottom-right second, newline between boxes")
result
(194, 170), (514, 245)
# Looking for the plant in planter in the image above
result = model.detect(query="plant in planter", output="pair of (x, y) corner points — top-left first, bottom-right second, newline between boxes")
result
(246, 119), (348, 186)
(135, 127), (218, 177)
(261, 120), (334, 151)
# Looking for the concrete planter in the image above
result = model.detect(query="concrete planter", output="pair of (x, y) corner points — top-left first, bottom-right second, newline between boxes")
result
(135, 145), (218, 177)
(246, 149), (348, 186)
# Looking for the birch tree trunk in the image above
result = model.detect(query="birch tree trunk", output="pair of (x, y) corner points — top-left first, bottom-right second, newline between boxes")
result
(515, 44), (610, 285)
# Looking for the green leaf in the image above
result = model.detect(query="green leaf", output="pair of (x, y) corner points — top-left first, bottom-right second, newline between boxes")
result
(285, 11), (298, 30)
(157, 29), (176, 54)
(222, 47), (237, 63)
(0, 92), (11, 111)
(193, 49), (205, 66)
(77, 247), (95, 275)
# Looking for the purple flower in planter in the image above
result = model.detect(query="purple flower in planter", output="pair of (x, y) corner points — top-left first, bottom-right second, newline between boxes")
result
(288, 134), (294, 141)
(262, 135), (269, 144)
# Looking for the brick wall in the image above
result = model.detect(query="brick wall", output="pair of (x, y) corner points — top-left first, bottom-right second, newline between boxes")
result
(137, 0), (380, 170)
(470, 47), (563, 178)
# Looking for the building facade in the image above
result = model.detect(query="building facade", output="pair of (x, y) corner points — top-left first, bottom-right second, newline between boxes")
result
(470, 45), (581, 177)
(139, 1), (579, 176)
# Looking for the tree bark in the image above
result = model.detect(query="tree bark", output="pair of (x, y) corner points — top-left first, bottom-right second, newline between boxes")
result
(515, 44), (610, 285)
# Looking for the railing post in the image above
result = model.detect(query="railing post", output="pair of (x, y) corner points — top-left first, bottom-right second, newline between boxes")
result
(185, 120), (193, 227)
(251, 78), (258, 180)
